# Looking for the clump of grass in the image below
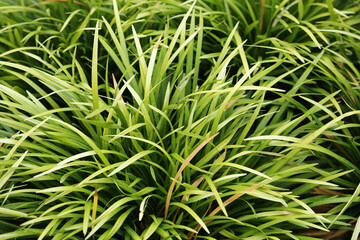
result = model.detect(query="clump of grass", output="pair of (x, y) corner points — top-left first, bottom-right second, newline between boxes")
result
(0, 0), (360, 239)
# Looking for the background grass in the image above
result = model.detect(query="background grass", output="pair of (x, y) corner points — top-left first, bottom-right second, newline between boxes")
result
(0, 0), (359, 239)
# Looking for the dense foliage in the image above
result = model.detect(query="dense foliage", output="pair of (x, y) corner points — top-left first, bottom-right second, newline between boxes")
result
(0, 0), (359, 239)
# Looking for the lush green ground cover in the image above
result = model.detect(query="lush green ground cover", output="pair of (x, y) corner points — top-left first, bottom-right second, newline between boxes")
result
(0, 0), (359, 239)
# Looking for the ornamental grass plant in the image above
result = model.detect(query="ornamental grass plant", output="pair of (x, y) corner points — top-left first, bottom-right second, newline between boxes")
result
(0, 0), (359, 239)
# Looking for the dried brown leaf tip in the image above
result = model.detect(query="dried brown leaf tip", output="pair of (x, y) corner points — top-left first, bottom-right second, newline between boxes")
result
(312, 187), (344, 196)
(165, 133), (219, 220)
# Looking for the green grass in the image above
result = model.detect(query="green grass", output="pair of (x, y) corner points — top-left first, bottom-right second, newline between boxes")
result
(0, 0), (359, 239)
